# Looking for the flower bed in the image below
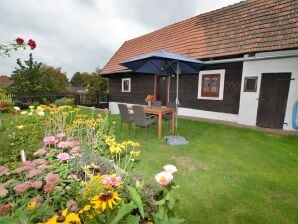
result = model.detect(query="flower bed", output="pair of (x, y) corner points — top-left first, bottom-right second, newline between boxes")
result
(0, 105), (183, 223)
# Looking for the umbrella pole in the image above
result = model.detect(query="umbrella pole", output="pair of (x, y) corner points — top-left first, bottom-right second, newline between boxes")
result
(175, 63), (180, 133)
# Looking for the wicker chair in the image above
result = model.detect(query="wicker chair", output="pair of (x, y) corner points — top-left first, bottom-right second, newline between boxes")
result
(132, 105), (157, 136)
(152, 101), (162, 107)
(118, 104), (134, 134)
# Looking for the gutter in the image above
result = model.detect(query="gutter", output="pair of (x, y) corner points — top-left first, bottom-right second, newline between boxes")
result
(203, 52), (298, 64)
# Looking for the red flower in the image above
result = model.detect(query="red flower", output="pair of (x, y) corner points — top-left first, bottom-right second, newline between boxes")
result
(27, 39), (36, 49)
(15, 37), (24, 45)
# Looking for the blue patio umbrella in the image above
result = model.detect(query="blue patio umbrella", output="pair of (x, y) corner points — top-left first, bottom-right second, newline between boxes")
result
(120, 50), (205, 145)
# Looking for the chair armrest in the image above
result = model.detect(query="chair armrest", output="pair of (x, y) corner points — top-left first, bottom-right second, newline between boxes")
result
(146, 115), (156, 119)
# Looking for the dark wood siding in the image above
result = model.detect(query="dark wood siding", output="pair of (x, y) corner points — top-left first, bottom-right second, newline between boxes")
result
(108, 73), (155, 104)
(169, 62), (243, 114)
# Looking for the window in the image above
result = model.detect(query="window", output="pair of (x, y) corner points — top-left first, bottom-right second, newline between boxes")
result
(198, 69), (225, 100)
(121, 78), (131, 92)
(201, 74), (220, 97)
(244, 76), (257, 92)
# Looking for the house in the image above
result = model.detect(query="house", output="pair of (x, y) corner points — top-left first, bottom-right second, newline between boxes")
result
(101, 0), (298, 131)
(0, 76), (13, 88)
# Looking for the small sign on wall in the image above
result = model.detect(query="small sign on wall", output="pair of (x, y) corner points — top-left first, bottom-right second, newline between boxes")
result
(244, 76), (258, 92)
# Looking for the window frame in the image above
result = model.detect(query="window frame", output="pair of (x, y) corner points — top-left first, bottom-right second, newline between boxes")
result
(243, 76), (258, 92)
(201, 74), (221, 97)
(121, 78), (131, 92)
(198, 69), (225, 100)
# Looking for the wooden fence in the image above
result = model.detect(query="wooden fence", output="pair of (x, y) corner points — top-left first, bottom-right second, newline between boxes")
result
(6, 93), (109, 109)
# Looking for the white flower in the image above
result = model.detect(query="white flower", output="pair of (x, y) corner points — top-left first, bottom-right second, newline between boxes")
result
(13, 106), (20, 111)
(163, 164), (177, 174)
(28, 112), (33, 116)
(17, 125), (25, 129)
(29, 105), (34, 109)
(21, 111), (28, 115)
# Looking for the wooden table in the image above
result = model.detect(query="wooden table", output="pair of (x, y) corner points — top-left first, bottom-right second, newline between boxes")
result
(141, 106), (176, 140)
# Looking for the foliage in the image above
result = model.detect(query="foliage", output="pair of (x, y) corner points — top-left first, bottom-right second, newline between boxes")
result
(39, 64), (69, 93)
(70, 69), (108, 95)
(53, 97), (74, 106)
(0, 88), (13, 113)
(0, 106), (185, 223)
(5, 106), (45, 165)
(9, 54), (58, 96)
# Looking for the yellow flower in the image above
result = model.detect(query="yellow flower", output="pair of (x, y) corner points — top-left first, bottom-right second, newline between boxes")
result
(79, 205), (91, 214)
(90, 191), (121, 211)
(130, 150), (141, 157)
(44, 208), (81, 224)
(27, 201), (37, 212)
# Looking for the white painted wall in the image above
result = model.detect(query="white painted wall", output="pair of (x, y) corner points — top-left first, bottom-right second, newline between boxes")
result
(178, 107), (238, 122)
(238, 50), (298, 130)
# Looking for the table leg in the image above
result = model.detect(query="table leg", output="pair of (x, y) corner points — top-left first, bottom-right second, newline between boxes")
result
(158, 112), (162, 139)
(171, 111), (175, 134)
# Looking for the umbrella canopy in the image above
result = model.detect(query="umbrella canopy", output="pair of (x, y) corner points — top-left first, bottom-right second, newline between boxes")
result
(120, 50), (204, 76)
(120, 50), (205, 145)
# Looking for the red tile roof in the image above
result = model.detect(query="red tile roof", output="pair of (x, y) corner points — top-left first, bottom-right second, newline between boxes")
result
(0, 76), (13, 88)
(101, 0), (298, 74)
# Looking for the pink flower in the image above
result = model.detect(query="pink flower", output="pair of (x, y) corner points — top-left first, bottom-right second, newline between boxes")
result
(56, 132), (66, 140)
(13, 182), (32, 193)
(33, 148), (47, 156)
(43, 182), (55, 193)
(31, 195), (44, 205)
(32, 158), (47, 166)
(14, 161), (34, 173)
(103, 174), (121, 187)
(70, 141), (80, 147)
(36, 164), (53, 171)
(0, 203), (12, 216)
(0, 166), (9, 176)
(30, 181), (43, 189)
(155, 171), (173, 186)
(69, 146), (80, 155)
(57, 152), (70, 161)
(28, 169), (43, 178)
(163, 164), (177, 174)
(45, 173), (60, 185)
(57, 141), (72, 149)
(43, 136), (57, 146)
(0, 183), (8, 197)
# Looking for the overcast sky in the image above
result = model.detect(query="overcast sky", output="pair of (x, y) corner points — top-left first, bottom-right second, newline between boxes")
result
(0, 0), (241, 79)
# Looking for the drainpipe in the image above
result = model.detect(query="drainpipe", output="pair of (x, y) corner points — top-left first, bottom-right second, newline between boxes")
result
(203, 52), (298, 64)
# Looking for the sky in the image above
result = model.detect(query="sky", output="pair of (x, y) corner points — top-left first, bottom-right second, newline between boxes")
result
(0, 0), (242, 79)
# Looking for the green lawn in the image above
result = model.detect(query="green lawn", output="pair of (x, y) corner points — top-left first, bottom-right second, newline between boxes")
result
(109, 115), (298, 224)
(1, 110), (297, 223)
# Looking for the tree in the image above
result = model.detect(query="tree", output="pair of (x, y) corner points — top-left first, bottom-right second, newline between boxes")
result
(70, 69), (108, 95)
(70, 72), (85, 87)
(9, 54), (58, 95)
(40, 64), (69, 92)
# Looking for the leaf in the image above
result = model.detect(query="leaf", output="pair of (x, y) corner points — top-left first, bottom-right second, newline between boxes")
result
(168, 217), (185, 224)
(126, 215), (140, 224)
(168, 196), (176, 210)
(110, 201), (136, 224)
(155, 199), (166, 206)
(127, 186), (145, 219)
